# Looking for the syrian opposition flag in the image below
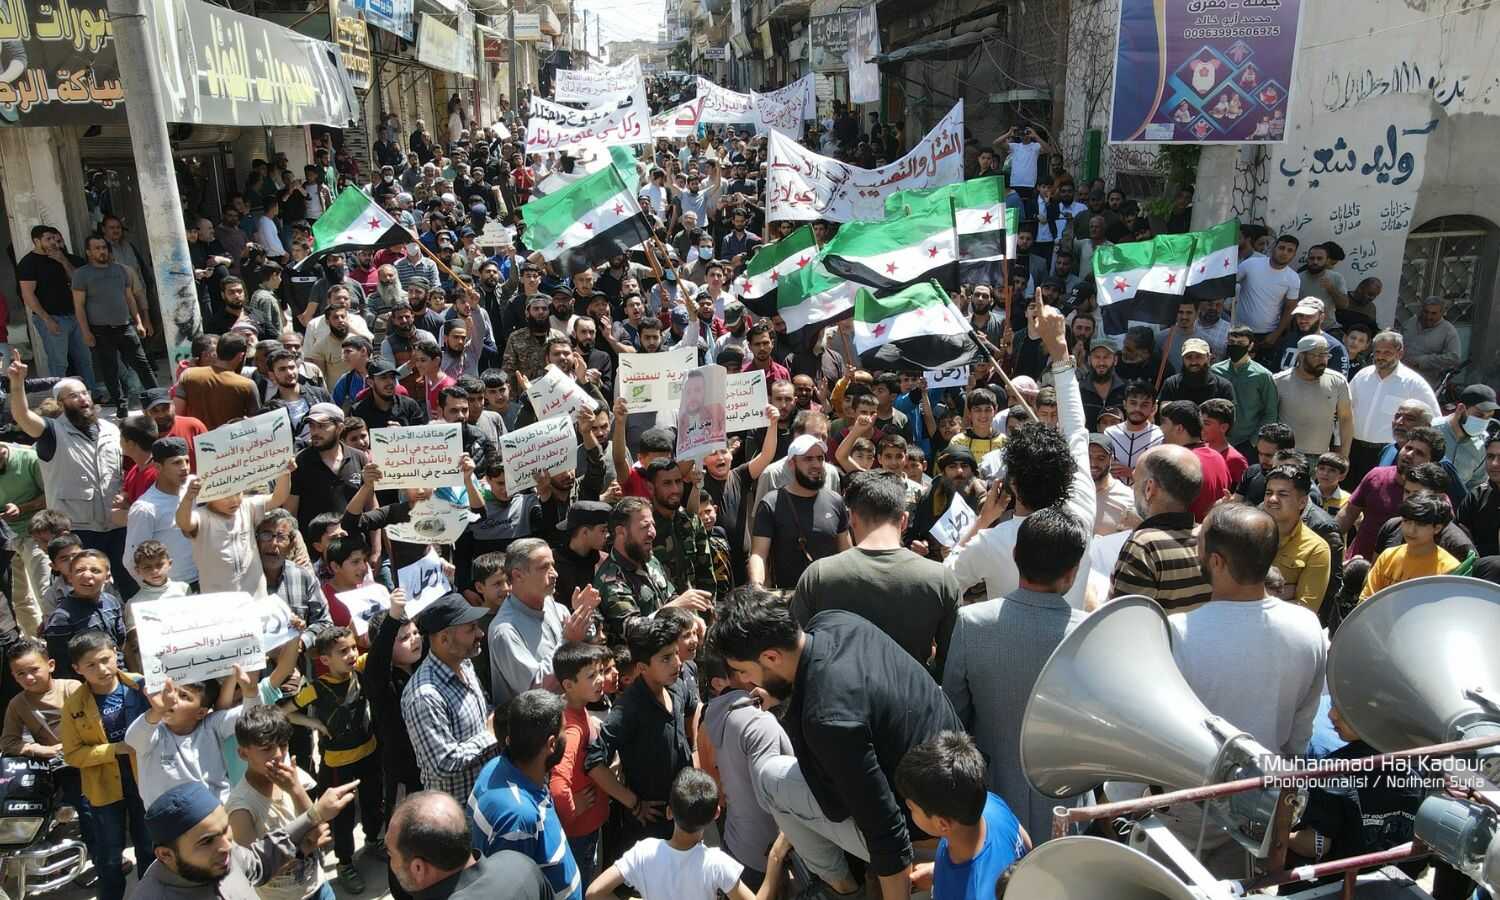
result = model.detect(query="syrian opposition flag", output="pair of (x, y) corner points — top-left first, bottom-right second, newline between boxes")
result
(521, 165), (652, 276)
(1185, 219), (1239, 301)
(885, 177), (1008, 287)
(853, 279), (980, 371)
(775, 259), (858, 334)
(821, 201), (957, 294)
(299, 187), (413, 269)
(734, 225), (818, 318)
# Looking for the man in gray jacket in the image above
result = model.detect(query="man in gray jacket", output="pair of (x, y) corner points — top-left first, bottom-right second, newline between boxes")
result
(135, 780), (356, 900)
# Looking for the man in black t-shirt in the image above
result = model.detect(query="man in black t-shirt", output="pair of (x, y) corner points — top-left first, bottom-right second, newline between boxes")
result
(749, 434), (852, 589)
(16, 225), (91, 380)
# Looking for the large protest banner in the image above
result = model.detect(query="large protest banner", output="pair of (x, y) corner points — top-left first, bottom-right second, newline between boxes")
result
(370, 423), (463, 489)
(696, 75), (814, 137)
(499, 415), (578, 495)
(675, 365), (727, 463)
(527, 365), (599, 422)
(725, 370), (768, 434)
(135, 593), (268, 692)
(616, 346), (697, 413)
(525, 89), (654, 155)
(195, 409), (294, 502)
(767, 101), (965, 221)
(554, 57), (643, 103)
(1110, 0), (1302, 143)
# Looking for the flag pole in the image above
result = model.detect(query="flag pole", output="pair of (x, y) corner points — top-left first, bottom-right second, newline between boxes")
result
(940, 289), (1036, 421)
(1000, 255), (1013, 372)
(1154, 324), (1174, 391)
(417, 239), (480, 301)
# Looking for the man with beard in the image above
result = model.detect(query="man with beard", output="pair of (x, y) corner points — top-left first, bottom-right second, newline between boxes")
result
(467, 690), (584, 897)
(1347, 330), (1439, 487)
(1238, 234), (1303, 354)
(1158, 400), (1233, 521)
(546, 285), (575, 335)
(143, 388), (205, 470)
(1273, 334), (1353, 458)
(402, 595), (499, 803)
(304, 254), (368, 321)
(707, 592), (964, 900)
(1156, 301), (1202, 371)
(743, 321), (790, 381)
(1157, 338), (1235, 407)
(385, 792), (550, 900)
(1210, 326), (1280, 456)
(1110, 444), (1213, 610)
(1195, 298), (1230, 359)
(8, 364), (130, 582)
(1340, 425), (1448, 562)
(968, 284), (1006, 348)
(304, 289), (373, 385)
(1114, 326), (1160, 385)
(750, 435), (852, 589)
(436, 386), (496, 473)
(1273, 297), (1348, 376)
(503, 295), (566, 388)
(370, 263), (406, 316)
(1437, 384), (1497, 491)
(174, 333), (260, 429)
(570, 317), (613, 403)
(644, 459), (722, 599)
(133, 780), (356, 900)
(1080, 338), (1126, 432)
(594, 497), (712, 645)
(1298, 242), (1350, 318)
(380, 301), (438, 396)
(791, 375), (820, 414)
(1103, 382), (1163, 481)
(474, 260), (508, 349)
(266, 349), (332, 442)
(286, 403), (369, 538)
(1090, 433), (1140, 535)
(442, 288), (491, 377)
(1335, 276), (1382, 333)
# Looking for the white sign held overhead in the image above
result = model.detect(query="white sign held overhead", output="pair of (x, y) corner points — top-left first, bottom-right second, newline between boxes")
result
(615, 346), (697, 413)
(554, 56), (643, 102)
(696, 75), (815, 136)
(386, 498), (473, 546)
(336, 583), (391, 638)
(724, 370), (768, 434)
(134, 593), (269, 692)
(370, 423), (464, 490)
(526, 90), (653, 155)
(526, 365), (599, 422)
(675, 365), (728, 463)
(767, 100), (965, 221)
(929, 491), (976, 548)
(925, 366), (970, 390)
(499, 415), (578, 496)
(194, 409), (295, 502)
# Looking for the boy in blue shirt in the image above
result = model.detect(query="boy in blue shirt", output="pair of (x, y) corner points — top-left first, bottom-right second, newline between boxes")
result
(896, 731), (1030, 900)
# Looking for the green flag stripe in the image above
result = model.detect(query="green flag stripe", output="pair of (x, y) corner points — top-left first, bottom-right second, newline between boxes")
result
(314, 190), (371, 238)
(747, 225), (817, 277)
(522, 167), (629, 245)
(854, 279), (949, 323)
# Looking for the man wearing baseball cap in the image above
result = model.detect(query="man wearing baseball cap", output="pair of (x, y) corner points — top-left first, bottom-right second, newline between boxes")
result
(749, 433), (852, 590)
(350, 358), (426, 428)
(1438, 384), (1499, 490)
(400, 594), (501, 802)
(141, 386), (206, 470)
(1274, 296), (1348, 376)
(1273, 333), (1354, 458)
(287, 403), (369, 536)
(1157, 337), (1235, 406)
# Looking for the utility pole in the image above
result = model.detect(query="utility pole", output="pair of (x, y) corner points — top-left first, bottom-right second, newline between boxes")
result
(568, 0), (575, 58)
(106, 0), (199, 368)
(508, 1), (517, 107)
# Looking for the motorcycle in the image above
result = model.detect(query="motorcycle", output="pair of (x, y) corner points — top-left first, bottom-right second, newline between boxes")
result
(0, 757), (88, 899)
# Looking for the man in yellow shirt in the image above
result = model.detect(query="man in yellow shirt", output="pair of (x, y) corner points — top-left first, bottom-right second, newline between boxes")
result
(1361, 492), (1461, 601)
(1261, 462), (1332, 613)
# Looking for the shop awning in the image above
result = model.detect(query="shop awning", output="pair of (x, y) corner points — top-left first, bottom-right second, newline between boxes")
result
(871, 26), (1002, 65)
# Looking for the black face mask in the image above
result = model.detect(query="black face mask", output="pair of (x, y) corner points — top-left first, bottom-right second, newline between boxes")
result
(1225, 343), (1250, 362)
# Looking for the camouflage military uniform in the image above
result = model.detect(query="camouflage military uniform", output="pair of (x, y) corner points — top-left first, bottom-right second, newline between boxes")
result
(594, 548), (674, 646)
(652, 508), (724, 599)
(501, 326), (566, 383)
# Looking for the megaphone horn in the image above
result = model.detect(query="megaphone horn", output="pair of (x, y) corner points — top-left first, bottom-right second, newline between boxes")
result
(1328, 575), (1500, 777)
(1002, 836), (1208, 900)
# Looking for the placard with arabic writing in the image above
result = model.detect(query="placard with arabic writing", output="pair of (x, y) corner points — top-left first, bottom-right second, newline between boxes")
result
(370, 422), (463, 490)
(135, 593), (268, 693)
(194, 408), (294, 502)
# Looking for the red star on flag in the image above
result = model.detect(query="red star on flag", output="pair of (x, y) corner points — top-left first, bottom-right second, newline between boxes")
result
(885, 262), (898, 274)
(981, 211), (994, 225)
(367, 217), (382, 229)
(770, 271), (780, 284)
(873, 322), (887, 336)
(1198, 265), (1206, 274)
(927, 246), (939, 258)
(1224, 258), (1232, 268)
(583, 221), (595, 231)
(1113, 277), (1129, 293)
(1165, 272), (1177, 286)
(556, 240), (565, 248)
(796, 256), (809, 268)
(612, 203), (625, 215)
(741, 279), (753, 291)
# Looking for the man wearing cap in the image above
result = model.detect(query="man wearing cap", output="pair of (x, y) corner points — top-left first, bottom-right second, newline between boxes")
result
(1274, 334), (1354, 458)
(715, 300), (750, 360)
(124, 437), (198, 588)
(1437, 384), (1498, 491)
(1274, 296), (1347, 376)
(1157, 338), (1236, 407)
(1080, 337), (1126, 432)
(350, 359), (427, 431)
(286, 404), (369, 538)
(553, 501), (610, 611)
(134, 779), (356, 900)
(401, 594), (501, 802)
(547, 285), (577, 336)
(503, 295), (566, 388)
(386, 791), (552, 900)
(488, 538), (599, 709)
(749, 434), (852, 589)
(1089, 432), (1140, 535)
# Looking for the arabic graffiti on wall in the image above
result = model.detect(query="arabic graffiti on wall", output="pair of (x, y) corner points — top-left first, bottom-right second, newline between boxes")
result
(0, 0), (124, 125)
(1110, 0), (1303, 144)
(1264, 93), (1442, 325)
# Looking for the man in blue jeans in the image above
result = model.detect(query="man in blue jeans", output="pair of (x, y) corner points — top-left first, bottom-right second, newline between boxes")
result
(16, 225), (94, 384)
(71, 236), (157, 418)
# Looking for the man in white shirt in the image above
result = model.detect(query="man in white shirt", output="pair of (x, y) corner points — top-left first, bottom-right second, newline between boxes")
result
(1234, 233), (1302, 349)
(1346, 329), (1440, 486)
(124, 437), (198, 586)
(946, 305), (1096, 609)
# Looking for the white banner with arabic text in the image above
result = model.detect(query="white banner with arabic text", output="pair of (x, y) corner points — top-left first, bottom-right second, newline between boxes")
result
(696, 75), (814, 137)
(766, 100), (964, 222)
(526, 89), (653, 155)
(554, 56), (644, 103)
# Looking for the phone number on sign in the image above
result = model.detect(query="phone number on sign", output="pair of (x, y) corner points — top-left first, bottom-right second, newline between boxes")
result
(1181, 25), (1283, 38)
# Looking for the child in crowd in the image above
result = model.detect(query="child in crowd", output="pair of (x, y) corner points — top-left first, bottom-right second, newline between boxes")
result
(552, 641), (613, 887)
(1361, 493), (1463, 600)
(607, 644), (635, 696)
(306, 513), (349, 581)
(223, 639), (308, 786)
(847, 437), (876, 472)
(1, 637), (80, 761)
(1264, 566), (1292, 603)
(61, 631), (151, 900)
(895, 731), (1030, 900)
(38, 533), (86, 625)
(463, 550), (509, 700)
(586, 768), (789, 900)
(42, 550), (126, 667)
(906, 448), (933, 490)
(125, 666), (258, 805)
(320, 536), (374, 628)
(227, 704), (331, 900)
(1315, 453), (1351, 516)
(124, 540), (192, 671)
(287, 626), (384, 891)
(657, 606), (704, 701)
(25, 510), (70, 620)
(175, 468), (293, 596)
(695, 491), (733, 601)
(363, 589), (424, 897)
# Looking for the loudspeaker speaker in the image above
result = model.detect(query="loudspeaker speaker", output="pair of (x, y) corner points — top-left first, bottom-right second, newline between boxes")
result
(1002, 836), (1201, 900)
(1414, 794), (1500, 896)
(1327, 575), (1500, 763)
(1021, 596), (1263, 798)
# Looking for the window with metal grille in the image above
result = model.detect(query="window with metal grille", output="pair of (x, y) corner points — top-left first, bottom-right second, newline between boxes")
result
(1398, 215), (1496, 360)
